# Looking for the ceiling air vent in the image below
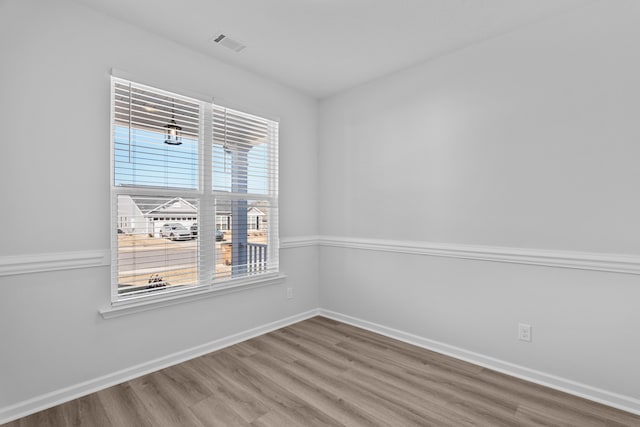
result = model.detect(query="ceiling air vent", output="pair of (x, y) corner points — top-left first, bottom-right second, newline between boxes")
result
(211, 33), (246, 53)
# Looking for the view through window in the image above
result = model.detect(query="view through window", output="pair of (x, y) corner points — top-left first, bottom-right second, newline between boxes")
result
(112, 78), (279, 301)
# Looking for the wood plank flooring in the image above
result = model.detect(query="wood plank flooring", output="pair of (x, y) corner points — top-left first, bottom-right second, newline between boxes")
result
(4, 316), (640, 426)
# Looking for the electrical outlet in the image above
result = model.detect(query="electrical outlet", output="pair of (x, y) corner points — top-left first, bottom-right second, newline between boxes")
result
(286, 287), (293, 299)
(518, 323), (532, 342)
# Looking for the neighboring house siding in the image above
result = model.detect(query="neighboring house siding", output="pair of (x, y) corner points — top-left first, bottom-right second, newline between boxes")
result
(118, 196), (196, 236)
(117, 195), (145, 234)
(118, 196), (266, 235)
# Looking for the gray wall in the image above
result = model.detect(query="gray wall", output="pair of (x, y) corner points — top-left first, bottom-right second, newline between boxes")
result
(3, 0), (640, 418)
(0, 0), (319, 411)
(319, 0), (640, 401)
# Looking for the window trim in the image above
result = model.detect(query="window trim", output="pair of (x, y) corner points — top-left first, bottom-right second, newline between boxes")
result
(109, 76), (280, 307)
(100, 273), (287, 319)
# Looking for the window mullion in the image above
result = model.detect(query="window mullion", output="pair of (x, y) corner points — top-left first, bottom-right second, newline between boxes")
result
(199, 102), (214, 287)
(267, 121), (279, 273)
(113, 186), (202, 198)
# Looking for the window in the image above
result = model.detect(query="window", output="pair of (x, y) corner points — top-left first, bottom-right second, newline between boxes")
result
(111, 77), (279, 303)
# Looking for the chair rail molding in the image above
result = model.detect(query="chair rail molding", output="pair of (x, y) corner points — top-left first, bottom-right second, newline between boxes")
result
(0, 250), (110, 277)
(317, 236), (640, 275)
(280, 235), (322, 249)
(2, 236), (639, 277)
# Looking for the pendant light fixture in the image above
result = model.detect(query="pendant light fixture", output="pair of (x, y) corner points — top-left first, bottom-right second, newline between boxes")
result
(164, 100), (182, 145)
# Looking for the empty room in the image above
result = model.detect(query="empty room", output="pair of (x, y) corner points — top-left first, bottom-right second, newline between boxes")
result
(1, 0), (639, 425)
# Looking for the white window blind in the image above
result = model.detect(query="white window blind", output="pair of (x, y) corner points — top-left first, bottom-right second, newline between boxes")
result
(212, 106), (279, 281)
(111, 77), (279, 302)
(113, 80), (200, 189)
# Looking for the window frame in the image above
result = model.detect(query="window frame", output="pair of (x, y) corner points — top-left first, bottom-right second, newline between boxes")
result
(109, 76), (280, 309)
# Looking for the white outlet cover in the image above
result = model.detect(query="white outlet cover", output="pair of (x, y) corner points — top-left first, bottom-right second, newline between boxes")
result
(518, 323), (532, 342)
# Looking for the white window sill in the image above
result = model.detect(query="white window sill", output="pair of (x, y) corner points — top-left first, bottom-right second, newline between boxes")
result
(99, 273), (287, 319)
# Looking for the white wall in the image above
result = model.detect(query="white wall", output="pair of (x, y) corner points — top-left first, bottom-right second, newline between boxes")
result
(3, 0), (640, 419)
(0, 0), (319, 415)
(319, 0), (640, 405)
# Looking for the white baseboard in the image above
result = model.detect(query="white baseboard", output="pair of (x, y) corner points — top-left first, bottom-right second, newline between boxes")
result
(3, 307), (639, 423)
(318, 309), (640, 417)
(0, 308), (320, 425)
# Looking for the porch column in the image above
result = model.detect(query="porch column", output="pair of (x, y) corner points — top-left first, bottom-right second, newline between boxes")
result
(231, 149), (248, 276)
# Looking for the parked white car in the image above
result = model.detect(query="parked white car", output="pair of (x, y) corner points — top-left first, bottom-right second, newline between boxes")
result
(160, 223), (192, 241)
(189, 223), (224, 241)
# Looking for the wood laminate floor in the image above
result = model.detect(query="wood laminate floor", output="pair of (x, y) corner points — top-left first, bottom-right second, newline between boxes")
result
(4, 316), (640, 426)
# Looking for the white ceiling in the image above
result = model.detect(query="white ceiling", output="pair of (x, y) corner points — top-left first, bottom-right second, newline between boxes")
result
(76, 0), (589, 98)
